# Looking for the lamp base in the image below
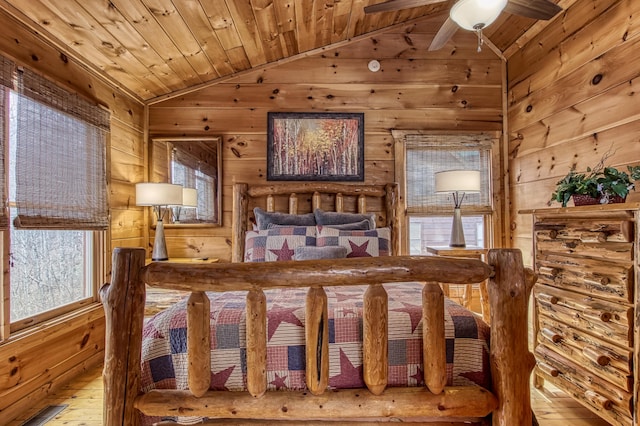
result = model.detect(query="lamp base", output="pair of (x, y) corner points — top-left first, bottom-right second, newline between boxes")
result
(449, 207), (466, 248)
(152, 219), (169, 261)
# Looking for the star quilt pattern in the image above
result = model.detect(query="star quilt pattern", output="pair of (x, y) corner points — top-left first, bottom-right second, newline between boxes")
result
(140, 282), (490, 425)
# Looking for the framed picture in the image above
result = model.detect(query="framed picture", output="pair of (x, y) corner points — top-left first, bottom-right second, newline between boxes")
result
(267, 112), (364, 181)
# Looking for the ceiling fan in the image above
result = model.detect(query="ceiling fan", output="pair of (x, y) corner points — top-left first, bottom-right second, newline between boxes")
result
(364, 0), (562, 51)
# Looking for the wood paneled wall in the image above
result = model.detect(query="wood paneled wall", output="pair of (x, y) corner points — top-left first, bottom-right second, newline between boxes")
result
(0, 7), (145, 424)
(149, 16), (504, 261)
(508, 0), (640, 266)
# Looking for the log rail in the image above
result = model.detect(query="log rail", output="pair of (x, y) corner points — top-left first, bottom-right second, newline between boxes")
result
(102, 248), (535, 426)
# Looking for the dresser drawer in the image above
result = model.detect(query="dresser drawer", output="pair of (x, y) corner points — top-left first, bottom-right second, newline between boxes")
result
(534, 217), (634, 262)
(537, 314), (632, 391)
(534, 217), (634, 243)
(536, 252), (633, 303)
(535, 284), (633, 347)
(535, 345), (633, 426)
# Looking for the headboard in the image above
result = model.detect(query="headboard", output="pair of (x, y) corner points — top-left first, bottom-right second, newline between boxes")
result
(232, 182), (399, 262)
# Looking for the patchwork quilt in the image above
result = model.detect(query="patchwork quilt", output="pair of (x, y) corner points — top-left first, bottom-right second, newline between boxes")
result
(140, 282), (490, 425)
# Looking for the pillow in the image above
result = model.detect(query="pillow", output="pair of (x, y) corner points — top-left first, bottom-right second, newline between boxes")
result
(316, 226), (391, 257)
(244, 226), (317, 262)
(320, 219), (371, 230)
(294, 245), (348, 261)
(314, 209), (376, 230)
(254, 207), (315, 230)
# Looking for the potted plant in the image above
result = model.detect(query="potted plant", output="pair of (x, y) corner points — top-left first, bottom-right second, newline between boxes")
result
(549, 168), (599, 207)
(549, 161), (640, 207)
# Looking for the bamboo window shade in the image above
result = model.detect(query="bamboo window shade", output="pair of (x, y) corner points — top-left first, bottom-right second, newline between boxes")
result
(405, 134), (492, 215)
(10, 65), (110, 230)
(0, 56), (12, 229)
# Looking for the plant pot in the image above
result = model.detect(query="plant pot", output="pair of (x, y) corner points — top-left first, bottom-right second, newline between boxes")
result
(572, 194), (627, 206)
(572, 195), (599, 206)
(602, 195), (627, 204)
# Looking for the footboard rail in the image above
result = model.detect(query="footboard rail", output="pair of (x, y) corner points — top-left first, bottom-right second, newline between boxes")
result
(102, 248), (534, 425)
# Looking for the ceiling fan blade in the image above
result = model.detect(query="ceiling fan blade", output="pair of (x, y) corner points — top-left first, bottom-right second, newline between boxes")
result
(428, 17), (458, 51)
(504, 0), (562, 20)
(364, 0), (446, 14)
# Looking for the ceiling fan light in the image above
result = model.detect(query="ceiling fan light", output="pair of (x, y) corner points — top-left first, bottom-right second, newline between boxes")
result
(450, 0), (508, 31)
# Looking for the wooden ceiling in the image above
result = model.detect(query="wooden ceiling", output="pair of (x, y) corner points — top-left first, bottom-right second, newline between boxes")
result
(0, 0), (565, 103)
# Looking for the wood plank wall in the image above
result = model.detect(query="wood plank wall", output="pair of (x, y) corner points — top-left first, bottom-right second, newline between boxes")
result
(508, 0), (640, 266)
(0, 8), (145, 424)
(148, 16), (504, 261)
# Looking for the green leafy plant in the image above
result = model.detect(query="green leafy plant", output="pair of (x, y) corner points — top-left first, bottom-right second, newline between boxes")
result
(549, 157), (640, 207)
(549, 169), (599, 207)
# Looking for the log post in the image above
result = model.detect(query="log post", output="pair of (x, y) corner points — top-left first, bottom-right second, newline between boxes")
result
(100, 247), (146, 426)
(246, 289), (267, 397)
(357, 194), (366, 214)
(312, 191), (321, 211)
(289, 193), (298, 214)
(422, 283), (446, 394)
(187, 291), (211, 397)
(336, 193), (343, 212)
(232, 183), (249, 262)
(305, 287), (329, 395)
(488, 249), (536, 426)
(363, 284), (388, 395)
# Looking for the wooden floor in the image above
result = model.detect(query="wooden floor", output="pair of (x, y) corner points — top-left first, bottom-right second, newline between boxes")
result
(8, 361), (612, 426)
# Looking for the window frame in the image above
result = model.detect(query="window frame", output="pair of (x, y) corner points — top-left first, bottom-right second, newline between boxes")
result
(0, 71), (109, 341)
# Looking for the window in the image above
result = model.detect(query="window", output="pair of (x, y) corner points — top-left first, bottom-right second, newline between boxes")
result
(0, 58), (108, 337)
(403, 133), (493, 254)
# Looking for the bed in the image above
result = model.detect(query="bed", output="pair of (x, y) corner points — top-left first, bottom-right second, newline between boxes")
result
(102, 182), (536, 425)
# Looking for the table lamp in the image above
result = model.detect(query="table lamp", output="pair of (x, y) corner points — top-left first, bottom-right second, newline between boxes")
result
(174, 187), (198, 223)
(136, 183), (183, 260)
(435, 170), (481, 247)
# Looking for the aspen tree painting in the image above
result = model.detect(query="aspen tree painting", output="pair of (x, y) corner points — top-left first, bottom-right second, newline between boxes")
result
(267, 112), (364, 181)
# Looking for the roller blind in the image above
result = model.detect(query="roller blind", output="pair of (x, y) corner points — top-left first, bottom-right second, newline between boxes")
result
(13, 67), (110, 230)
(405, 134), (492, 215)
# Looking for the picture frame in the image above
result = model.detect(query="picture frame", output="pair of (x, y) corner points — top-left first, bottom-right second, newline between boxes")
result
(267, 112), (364, 181)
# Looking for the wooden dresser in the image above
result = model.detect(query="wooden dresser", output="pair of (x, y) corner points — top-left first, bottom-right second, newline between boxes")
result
(526, 204), (640, 426)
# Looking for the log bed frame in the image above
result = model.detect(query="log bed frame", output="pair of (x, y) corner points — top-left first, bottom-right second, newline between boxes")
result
(101, 182), (536, 425)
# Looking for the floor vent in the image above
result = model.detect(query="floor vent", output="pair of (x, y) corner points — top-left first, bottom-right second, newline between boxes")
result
(21, 404), (68, 426)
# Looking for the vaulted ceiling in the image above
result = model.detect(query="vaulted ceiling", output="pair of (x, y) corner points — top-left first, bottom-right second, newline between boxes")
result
(0, 0), (565, 103)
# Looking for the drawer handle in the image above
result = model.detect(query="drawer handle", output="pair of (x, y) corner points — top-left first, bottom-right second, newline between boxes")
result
(583, 309), (611, 323)
(537, 361), (559, 377)
(583, 346), (610, 366)
(541, 328), (562, 343)
(584, 390), (612, 410)
(538, 293), (559, 304)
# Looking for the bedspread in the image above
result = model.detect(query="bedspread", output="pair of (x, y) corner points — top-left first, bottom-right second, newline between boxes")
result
(140, 282), (490, 425)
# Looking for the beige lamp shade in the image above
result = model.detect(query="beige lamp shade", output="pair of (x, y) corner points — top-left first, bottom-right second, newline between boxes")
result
(135, 183), (183, 206)
(435, 170), (481, 193)
(182, 187), (198, 207)
(450, 0), (507, 31)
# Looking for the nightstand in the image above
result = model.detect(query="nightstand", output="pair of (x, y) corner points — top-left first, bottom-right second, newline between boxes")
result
(426, 246), (489, 322)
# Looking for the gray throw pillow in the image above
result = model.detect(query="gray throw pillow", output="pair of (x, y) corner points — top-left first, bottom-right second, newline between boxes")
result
(254, 207), (316, 230)
(294, 245), (348, 260)
(319, 219), (371, 230)
(314, 208), (376, 230)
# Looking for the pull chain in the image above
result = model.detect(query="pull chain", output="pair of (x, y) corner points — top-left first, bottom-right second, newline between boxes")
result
(473, 24), (485, 52)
